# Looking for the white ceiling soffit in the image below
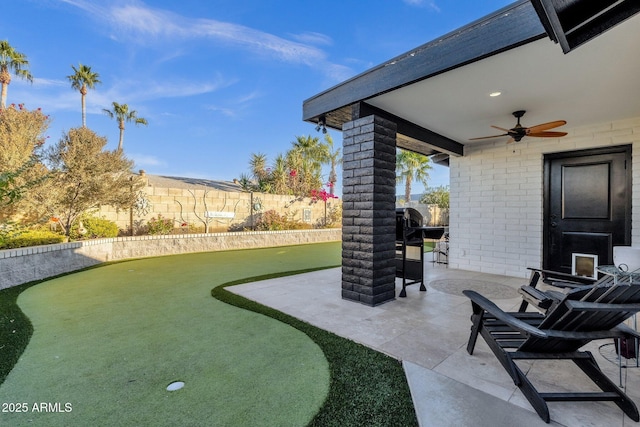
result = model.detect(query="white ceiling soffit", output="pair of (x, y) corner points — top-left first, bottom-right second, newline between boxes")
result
(366, 11), (640, 147)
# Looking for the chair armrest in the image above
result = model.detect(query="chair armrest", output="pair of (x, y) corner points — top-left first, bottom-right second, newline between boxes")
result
(464, 290), (640, 341)
(527, 267), (597, 288)
(540, 326), (638, 340)
(463, 290), (548, 338)
(519, 285), (556, 310)
(616, 323), (640, 339)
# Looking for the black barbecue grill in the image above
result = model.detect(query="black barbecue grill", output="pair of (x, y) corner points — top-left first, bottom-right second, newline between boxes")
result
(395, 208), (446, 297)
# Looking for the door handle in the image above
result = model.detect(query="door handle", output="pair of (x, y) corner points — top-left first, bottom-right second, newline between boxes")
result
(551, 222), (558, 228)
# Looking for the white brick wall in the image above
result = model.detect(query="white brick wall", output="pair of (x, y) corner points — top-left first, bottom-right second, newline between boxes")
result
(449, 116), (640, 278)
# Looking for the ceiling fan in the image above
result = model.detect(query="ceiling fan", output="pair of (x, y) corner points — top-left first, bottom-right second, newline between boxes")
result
(470, 110), (567, 143)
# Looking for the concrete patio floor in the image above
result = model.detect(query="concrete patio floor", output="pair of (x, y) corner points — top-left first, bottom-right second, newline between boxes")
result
(228, 261), (640, 427)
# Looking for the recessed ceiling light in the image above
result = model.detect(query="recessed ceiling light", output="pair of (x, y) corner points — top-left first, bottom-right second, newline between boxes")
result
(489, 91), (502, 97)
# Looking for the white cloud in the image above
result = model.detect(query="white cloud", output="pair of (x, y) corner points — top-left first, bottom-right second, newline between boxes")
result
(33, 78), (67, 88)
(79, 75), (235, 116)
(11, 74), (232, 123)
(126, 78), (233, 101)
(325, 64), (357, 83)
(129, 153), (166, 167)
(403, 0), (441, 12)
(234, 90), (263, 104)
(290, 32), (333, 46)
(15, 71), (231, 116)
(205, 105), (237, 118)
(59, 0), (350, 80)
(204, 90), (264, 118)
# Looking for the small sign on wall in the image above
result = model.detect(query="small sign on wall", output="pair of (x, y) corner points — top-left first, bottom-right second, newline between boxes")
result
(205, 211), (234, 219)
(572, 253), (598, 279)
(303, 208), (312, 222)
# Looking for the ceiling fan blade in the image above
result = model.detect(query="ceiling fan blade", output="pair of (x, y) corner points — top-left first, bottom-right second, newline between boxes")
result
(527, 131), (568, 138)
(527, 120), (566, 133)
(491, 125), (511, 132)
(469, 134), (508, 140)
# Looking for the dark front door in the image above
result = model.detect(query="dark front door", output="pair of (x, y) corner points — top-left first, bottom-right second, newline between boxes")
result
(544, 146), (631, 273)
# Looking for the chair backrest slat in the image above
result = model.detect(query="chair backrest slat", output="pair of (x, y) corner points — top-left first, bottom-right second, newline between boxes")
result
(519, 276), (640, 352)
(564, 283), (640, 331)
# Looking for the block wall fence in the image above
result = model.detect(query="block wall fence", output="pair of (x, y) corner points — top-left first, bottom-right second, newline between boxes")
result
(96, 178), (340, 233)
(0, 229), (341, 290)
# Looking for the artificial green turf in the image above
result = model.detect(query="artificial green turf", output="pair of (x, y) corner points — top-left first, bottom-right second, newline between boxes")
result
(0, 244), (335, 426)
(0, 281), (35, 386)
(213, 276), (419, 426)
(1, 242), (418, 426)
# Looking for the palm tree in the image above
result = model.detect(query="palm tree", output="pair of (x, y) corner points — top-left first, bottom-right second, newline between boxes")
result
(285, 148), (304, 195)
(249, 153), (268, 181)
(396, 149), (432, 204)
(324, 134), (342, 195)
(291, 135), (329, 195)
(67, 63), (101, 127)
(292, 135), (329, 171)
(102, 102), (148, 151)
(271, 154), (289, 195)
(0, 40), (33, 109)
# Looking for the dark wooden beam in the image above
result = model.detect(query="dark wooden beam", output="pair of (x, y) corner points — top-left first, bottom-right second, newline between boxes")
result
(352, 102), (463, 157)
(531, 0), (640, 53)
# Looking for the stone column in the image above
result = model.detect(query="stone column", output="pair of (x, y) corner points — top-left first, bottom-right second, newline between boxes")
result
(341, 115), (397, 306)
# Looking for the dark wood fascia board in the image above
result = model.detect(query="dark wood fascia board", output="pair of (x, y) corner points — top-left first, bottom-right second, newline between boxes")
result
(530, 0), (560, 45)
(354, 102), (464, 157)
(565, 2), (640, 52)
(531, 0), (640, 53)
(303, 0), (546, 124)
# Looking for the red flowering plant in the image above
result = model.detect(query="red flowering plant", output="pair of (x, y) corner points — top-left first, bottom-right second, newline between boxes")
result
(309, 184), (340, 228)
(309, 187), (339, 203)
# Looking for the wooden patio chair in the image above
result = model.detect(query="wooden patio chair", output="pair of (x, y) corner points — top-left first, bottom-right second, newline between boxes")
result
(463, 278), (640, 423)
(518, 267), (606, 313)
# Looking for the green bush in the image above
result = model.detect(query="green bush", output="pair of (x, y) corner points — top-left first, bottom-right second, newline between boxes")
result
(420, 186), (450, 209)
(0, 228), (66, 249)
(316, 203), (342, 228)
(255, 210), (310, 231)
(0, 222), (22, 244)
(146, 214), (175, 235)
(69, 216), (119, 240)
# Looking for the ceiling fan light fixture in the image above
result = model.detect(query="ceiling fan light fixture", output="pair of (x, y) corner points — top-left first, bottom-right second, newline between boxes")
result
(470, 110), (567, 143)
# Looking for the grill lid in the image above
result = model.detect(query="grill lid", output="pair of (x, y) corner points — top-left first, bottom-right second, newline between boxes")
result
(396, 208), (423, 227)
(396, 208), (423, 241)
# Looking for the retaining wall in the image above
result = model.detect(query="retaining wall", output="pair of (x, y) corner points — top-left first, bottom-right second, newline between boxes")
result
(0, 228), (341, 290)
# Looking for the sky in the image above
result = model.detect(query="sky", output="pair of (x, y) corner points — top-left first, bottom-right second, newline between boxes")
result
(2, 0), (513, 197)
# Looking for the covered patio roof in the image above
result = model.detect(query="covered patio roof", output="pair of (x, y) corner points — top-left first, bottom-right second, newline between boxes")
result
(302, 0), (640, 160)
